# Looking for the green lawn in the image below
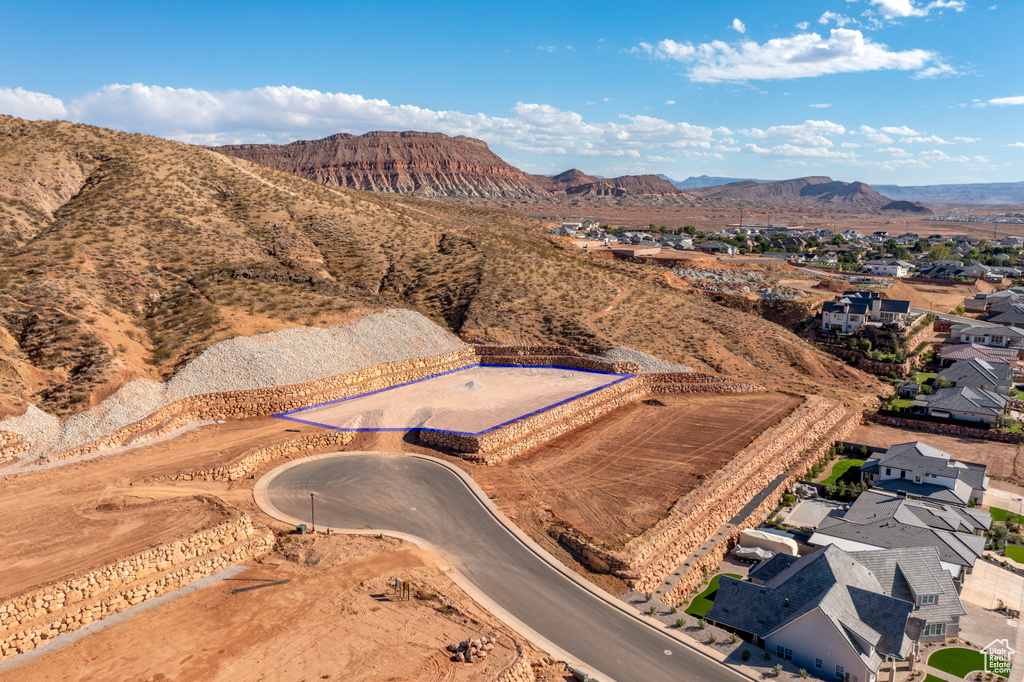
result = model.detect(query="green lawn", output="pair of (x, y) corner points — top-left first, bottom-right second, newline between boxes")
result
(928, 647), (1003, 678)
(913, 372), (937, 386)
(821, 459), (865, 486)
(888, 398), (914, 410)
(1005, 544), (1024, 563)
(991, 507), (1024, 525)
(685, 573), (741, 618)
(923, 676), (944, 682)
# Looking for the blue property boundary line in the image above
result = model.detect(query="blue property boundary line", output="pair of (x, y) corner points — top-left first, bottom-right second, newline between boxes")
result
(271, 363), (634, 438)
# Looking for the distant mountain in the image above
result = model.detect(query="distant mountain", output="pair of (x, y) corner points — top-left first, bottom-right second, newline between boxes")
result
(657, 174), (761, 189)
(216, 132), (684, 200)
(685, 176), (892, 209)
(873, 181), (1024, 205)
(880, 200), (933, 214)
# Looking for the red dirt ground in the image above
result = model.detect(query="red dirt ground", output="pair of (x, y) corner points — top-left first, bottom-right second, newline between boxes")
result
(473, 392), (803, 550)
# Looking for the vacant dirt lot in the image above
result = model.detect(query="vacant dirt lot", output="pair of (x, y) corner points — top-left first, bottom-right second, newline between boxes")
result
(0, 419), (299, 599)
(0, 535), (555, 682)
(849, 422), (1024, 481)
(473, 392), (802, 551)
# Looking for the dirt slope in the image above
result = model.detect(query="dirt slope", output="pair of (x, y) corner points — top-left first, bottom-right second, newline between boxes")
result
(0, 115), (881, 417)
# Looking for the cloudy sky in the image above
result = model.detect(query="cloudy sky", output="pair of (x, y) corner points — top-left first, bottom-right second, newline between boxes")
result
(2, 0), (1022, 185)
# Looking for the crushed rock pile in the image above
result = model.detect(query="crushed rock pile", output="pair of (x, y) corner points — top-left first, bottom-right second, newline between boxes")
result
(589, 347), (691, 373)
(672, 267), (805, 301)
(0, 309), (464, 459)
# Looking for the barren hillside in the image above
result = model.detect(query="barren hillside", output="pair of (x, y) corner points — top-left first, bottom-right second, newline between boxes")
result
(0, 115), (880, 418)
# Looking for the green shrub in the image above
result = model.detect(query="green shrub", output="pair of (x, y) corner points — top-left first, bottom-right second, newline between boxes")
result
(773, 663), (783, 677)
(742, 649), (751, 661)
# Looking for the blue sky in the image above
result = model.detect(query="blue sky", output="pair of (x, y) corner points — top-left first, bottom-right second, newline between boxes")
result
(2, 0), (1022, 185)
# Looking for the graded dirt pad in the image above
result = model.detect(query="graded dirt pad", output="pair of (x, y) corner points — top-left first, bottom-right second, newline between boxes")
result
(472, 392), (803, 551)
(0, 419), (302, 599)
(849, 422), (1024, 481)
(281, 365), (628, 434)
(0, 535), (542, 682)
(883, 279), (991, 313)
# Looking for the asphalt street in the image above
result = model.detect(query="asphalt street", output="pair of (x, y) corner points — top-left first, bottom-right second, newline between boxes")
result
(263, 454), (748, 682)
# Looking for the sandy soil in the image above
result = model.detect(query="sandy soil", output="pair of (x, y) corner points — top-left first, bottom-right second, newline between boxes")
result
(473, 393), (803, 551)
(1, 535), (557, 682)
(0, 419), (299, 599)
(848, 422), (1024, 482)
(283, 365), (626, 435)
(884, 279), (990, 312)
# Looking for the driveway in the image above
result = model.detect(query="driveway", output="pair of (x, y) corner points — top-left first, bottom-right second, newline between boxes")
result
(961, 561), (1024, 611)
(256, 453), (748, 682)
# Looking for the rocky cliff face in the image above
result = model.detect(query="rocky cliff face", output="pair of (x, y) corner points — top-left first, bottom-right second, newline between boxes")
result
(216, 133), (686, 200)
(687, 176), (891, 209)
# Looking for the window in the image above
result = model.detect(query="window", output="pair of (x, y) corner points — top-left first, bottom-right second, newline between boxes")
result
(886, 468), (891, 476)
(921, 595), (936, 605)
(923, 622), (945, 636)
(776, 646), (793, 661)
(835, 664), (845, 679)
(815, 658), (823, 670)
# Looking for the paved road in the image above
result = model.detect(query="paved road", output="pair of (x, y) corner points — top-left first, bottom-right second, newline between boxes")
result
(261, 454), (748, 682)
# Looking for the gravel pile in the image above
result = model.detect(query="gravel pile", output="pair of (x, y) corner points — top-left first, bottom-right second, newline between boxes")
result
(1, 309), (464, 459)
(589, 347), (691, 373)
(673, 268), (804, 301)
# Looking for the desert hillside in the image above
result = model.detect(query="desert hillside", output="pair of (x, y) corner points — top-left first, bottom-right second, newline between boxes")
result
(0, 115), (879, 418)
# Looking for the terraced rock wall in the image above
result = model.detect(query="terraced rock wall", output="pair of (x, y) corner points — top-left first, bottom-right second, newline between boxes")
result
(0, 512), (273, 660)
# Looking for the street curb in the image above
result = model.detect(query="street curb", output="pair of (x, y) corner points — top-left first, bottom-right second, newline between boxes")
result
(254, 451), (759, 682)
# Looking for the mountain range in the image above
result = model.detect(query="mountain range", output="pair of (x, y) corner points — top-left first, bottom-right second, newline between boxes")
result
(215, 132), (900, 211)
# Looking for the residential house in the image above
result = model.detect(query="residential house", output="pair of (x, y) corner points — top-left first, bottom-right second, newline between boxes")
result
(820, 291), (911, 333)
(913, 385), (1008, 425)
(708, 544), (918, 682)
(895, 233), (919, 245)
(935, 358), (1013, 395)
(809, 490), (987, 583)
(960, 264), (1005, 283)
(549, 225), (578, 236)
(658, 234), (693, 250)
(860, 441), (990, 506)
(697, 241), (738, 255)
(841, 230), (864, 240)
(917, 261), (964, 280)
(948, 324), (1024, 348)
(862, 259), (912, 278)
(938, 343), (1019, 367)
(1000, 236), (1024, 249)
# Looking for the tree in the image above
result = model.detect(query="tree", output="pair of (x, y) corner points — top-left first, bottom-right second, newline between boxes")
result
(934, 376), (954, 389)
(929, 244), (953, 262)
(684, 225), (697, 235)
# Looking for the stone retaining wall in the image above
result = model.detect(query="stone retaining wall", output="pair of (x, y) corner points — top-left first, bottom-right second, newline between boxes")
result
(0, 512), (273, 659)
(148, 431), (356, 484)
(555, 396), (851, 591)
(869, 412), (1024, 443)
(0, 431), (28, 463)
(663, 411), (861, 606)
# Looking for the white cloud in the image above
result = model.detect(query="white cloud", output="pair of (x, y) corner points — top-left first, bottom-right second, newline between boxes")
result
(636, 29), (941, 82)
(858, 125), (894, 144)
(955, 136), (979, 142)
(0, 87), (67, 119)
(744, 143), (855, 159)
(912, 61), (958, 79)
(810, 103), (833, 108)
(537, 45), (557, 53)
(795, 21), (810, 29)
(0, 83), (721, 158)
(1005, 142), (1024, 148)
(900, 134), (952, 144)
(819, 12), (857, 26)
(665, 100), (676, 105)
(880, 125), (921, 136)
(919, 149), (970, 162)
(989, 95), (1024, 106)
(731, 18), (746, 34)
(739, 120), (846, 147)
(868, 0), (966, 19)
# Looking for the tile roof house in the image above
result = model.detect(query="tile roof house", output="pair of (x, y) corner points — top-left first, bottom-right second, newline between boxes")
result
(934, 358), (1013, 395)
(809, 490), (988, 583)
(697, 241), (738, 255)
(913, 385), (1008, 425)
(937, 343), (1019, 366)
(860, 441), (990, 506)
(707, 545), (922, 682)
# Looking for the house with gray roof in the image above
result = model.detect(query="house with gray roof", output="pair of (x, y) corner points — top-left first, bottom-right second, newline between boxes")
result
(935, 358), (1013, 395)
(912, 385), (1008, 425)
(863, 259), (912, 278)
(860, 441), (990, 506)
(821, 291), (912, 333)
(707, 544), (916, 682)
(986, 303), (1024, 327)
(697, 240), (738, 255)
(949, 323), (1024, 348)
(809, 490), (988, 584)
